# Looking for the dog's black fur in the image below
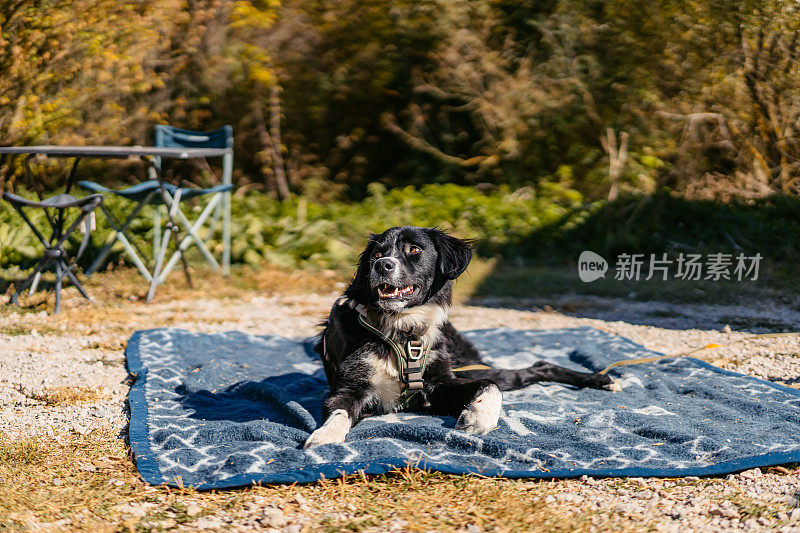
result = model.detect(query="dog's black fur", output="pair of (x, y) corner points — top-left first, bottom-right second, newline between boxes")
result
(304, 226), (612, 447)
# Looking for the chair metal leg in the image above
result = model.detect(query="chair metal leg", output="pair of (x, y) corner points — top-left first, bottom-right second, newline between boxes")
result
(153, 204), (161, 259)
(147, 226), (172, 303)
(157, 193), (223, 283)
(147, 186), (181, 303)
(117, 232), (154, 282)
(29, 271), (42, 295)
(8, 256), (50, 306)
(222, 152), (232, 276)
(54, 261), (63, 314)
(87, 195), (154, 277)
(152, 185), (193, 287)
(62, 263), (92, 302)
(170, 199), (220, 270)
(222, 190), (231, 276)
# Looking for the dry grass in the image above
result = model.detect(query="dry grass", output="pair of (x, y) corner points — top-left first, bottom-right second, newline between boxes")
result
(0, 428), (645, 532)
(3, 261), (343, 319)
(12, 386), (105, 407)
(2, 426), (793, 532)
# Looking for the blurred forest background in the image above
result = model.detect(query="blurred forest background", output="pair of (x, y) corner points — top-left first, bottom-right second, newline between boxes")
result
(2, 0), (800, 281)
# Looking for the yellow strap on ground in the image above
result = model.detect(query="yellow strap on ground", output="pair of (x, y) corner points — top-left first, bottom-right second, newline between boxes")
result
(598, 331), (800, 375)
(453, 364), (493, 372)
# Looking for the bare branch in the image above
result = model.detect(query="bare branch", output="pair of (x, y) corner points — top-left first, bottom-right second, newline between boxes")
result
(381, 112), (486, 168)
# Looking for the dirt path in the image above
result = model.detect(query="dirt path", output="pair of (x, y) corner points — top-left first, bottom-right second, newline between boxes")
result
(2, 271), (800, 531)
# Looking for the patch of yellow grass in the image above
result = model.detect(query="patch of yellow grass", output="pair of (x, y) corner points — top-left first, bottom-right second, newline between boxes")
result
(12, 385), (105, 407)
(0, 427), (629, 532)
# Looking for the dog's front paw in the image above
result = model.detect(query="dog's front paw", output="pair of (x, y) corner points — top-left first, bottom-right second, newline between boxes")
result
(456, 384), (502, 435)
(304, 409), (351, 448)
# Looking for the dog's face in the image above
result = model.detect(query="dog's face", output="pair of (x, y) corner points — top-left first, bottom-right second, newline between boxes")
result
(348, 226), (472, 311)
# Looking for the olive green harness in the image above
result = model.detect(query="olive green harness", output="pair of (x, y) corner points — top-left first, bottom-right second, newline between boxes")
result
(341, 298), (433, 408)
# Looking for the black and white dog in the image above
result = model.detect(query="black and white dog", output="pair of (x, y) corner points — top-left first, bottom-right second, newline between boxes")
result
(304, 226), (613, 447)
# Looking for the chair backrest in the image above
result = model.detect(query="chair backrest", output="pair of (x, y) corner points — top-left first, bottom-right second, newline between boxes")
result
(154, 125), (233, 150)
(151, 125), (234, 185)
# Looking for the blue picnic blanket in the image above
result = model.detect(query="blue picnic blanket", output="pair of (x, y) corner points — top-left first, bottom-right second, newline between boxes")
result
(125, 326), (800, 488)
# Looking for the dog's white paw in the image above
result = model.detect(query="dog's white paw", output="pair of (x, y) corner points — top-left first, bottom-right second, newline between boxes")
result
(304, 409), (351, 448)
(456, 385), (502, 435)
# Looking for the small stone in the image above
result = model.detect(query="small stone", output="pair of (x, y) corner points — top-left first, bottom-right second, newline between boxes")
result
(114, 503), (152, 518)
(186, 504), (202, 517)
(781, 495), (800, 508)
(614, 502), (641, 514)
(195, 517), (224, 529)
(721, 325), (732, 333)
(709, 506), (739, 519)
(466, 524), (481, 533)
(789, 508), (800, 521)
(52, 477), (62, 486)
(684, 476), (700, 482)
(262, 508), (285, 527)
(282, 525), (302, 533)
(739, 468), (762, 480)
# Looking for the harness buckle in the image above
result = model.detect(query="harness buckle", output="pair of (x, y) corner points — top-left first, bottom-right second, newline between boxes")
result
(406, 340), (424, 360)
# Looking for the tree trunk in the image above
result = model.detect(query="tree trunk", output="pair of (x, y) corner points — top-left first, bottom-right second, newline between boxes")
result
(253, 101), (277, 197)
(270, 83), (290, 201)
(601, 128), (629, 202)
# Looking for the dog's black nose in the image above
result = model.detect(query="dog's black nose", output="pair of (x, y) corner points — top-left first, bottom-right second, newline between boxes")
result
(374, 257), (396, 275)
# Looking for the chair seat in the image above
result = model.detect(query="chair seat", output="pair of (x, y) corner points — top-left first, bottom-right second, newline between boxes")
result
(2, 192), (103, 209)
(77, 180), (233, 204)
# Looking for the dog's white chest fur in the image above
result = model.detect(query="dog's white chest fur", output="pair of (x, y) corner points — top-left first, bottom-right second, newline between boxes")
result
(366, 353), (403, 412)
(379, 303), (448, 346)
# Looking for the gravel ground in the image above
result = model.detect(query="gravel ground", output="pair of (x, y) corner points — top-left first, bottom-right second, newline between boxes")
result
(3, 284), (800, 531)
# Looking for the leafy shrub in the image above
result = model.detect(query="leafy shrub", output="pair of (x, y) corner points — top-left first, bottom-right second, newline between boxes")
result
(528, 192), (800, 270)
(0, 183), (580, 272)
(3, 186), (799, 276)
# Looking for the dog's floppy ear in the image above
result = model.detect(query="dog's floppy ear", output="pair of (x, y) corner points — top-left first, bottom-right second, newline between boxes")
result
(428, 228), (473, 280)
(346, 234), (378, 300)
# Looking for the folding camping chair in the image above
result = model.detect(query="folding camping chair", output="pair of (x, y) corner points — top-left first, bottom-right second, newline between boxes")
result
(2, 156), (104, 313)
(78, 125), (233, 302)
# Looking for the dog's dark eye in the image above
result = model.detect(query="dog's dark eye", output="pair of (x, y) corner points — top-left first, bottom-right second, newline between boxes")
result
(406, 244), (421, 255)
(372, 251), (382, 260)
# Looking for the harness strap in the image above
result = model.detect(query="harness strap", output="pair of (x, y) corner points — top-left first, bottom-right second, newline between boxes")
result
(338, 297), (432, 405)
(453, 364), (492, 372)
(355, 313), (432, 391)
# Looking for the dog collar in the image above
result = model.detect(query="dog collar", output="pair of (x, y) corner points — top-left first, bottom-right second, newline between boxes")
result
(338, 297), (432, 404)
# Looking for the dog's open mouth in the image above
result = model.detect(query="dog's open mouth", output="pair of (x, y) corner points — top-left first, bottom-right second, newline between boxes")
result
(377, 283), (416, 299)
